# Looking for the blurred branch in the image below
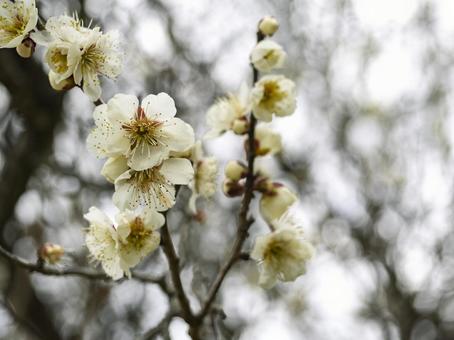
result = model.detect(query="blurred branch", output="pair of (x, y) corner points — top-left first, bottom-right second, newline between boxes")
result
(0, 243), (170, 289)
(142, 311), (178, 340)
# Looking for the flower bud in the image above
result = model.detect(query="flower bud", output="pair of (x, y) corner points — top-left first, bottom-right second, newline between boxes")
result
(232, 117), (249, 135)
(255, 125), (282, 156)
(260, 184), (297, 224)
(49, 73), (76, 91)
(258, 16), (279, 36)
(225, 160), (247, 181)
(38, 243), (64, 264)
(16, 38), (35, 58)
(223, 179), (245, 197)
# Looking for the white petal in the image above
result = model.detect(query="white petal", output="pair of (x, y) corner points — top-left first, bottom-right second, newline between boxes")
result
(160, 158), (194, 185)
(101, 156), (129, 183)
(107, 94), (138, 123)
(142, 210), (165, 229)
(161, 118), (195, 151)
(82, 70), (102, 101)
(83, 206), (112, 227)
(142, 93), (176, 120)
(128, 143), (168, 171)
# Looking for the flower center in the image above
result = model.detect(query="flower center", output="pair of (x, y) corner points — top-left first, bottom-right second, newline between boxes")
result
(50, 49), (69, 73)
(130, 166), (167, 191)
(122, 108), (164, 149)
(262, 81), (284, 106)
(81, 44), (106, 71)
(125, 217), (152, 250)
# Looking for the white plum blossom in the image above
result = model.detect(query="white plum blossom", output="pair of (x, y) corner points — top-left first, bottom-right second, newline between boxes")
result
(87, 93), (195, 171)
(115, 209), (164, 278)
(0, 0), (38, 48)
(188, 141), (218, 214)
(38, 15), (123, 101)
(205, 83), (250, 138)
(258, 16), (279, 36)
(84, 207), (164, 280)
(260, 184), (297, 225)
(113, 158), (194, 212)
(254, 124), (282, 156)
(84, 206), (123, 280)
(251, 213), (314, 288)
(251, 75), (296, 122)
(250, 40), (286, 73)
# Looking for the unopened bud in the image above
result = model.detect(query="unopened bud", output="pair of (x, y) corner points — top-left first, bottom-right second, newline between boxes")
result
(38, 243), (64, 264)
(223, 179), (245, 197)
(225, 160), (247, 181)
(232, 117), (249, 135)
(258, 16), (279, 36)
(16, 38), (35, 58)
(49, 73), (76, 91)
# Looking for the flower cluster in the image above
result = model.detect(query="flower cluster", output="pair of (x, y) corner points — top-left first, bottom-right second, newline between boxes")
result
(85, 92), (218, 278)
(207, 18), (313, 288)
(1, 6), (122, 101)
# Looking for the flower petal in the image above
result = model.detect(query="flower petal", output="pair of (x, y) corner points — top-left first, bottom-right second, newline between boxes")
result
(160, 158), (194, 185)
(142, 92), (177, 120)
(161, 118), (195, 151)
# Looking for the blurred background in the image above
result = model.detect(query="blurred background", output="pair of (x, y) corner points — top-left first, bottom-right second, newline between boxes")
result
(1, 0), (454, 339)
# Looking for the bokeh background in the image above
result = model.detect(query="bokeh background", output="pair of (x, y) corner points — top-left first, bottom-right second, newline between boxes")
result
(1, 0), (454, 339)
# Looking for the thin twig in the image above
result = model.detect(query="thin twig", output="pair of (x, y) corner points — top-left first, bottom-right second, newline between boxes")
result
(142, 311), (178, 340)
(0, 244), (169, 289)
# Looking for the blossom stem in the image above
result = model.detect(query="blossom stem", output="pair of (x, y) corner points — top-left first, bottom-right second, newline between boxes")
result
(194, 30), (265, 328)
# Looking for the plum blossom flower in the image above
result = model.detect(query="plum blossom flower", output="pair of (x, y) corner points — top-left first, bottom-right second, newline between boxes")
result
(87, 93), (195, 171)
(0, 0), (38, 49)
(205, 83), (250, 138)
(254, 124), (282, 156)
(84, 207), (164, 280)
(188, 141), (218, 214)
(251, 213), (314, 288)
(250, 40), (286, 73)
(113, 158), (194, 212)
(260, 184), (297, 225)
(251, 75), (296, 122)
(39, 15), (123, 100)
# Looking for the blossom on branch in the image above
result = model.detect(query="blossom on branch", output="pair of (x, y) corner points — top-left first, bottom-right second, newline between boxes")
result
(84, 207), (164, 279)
(251, 75), (296, 122)
(205, 83), (250, 138)
(259, 184), (297, 225)
(188, 141), (218, 214)
(87, 93), (195, 170)
(38, 15), (123, 100)
(251, 214), (314, 288)
(113, 158), (194, 212)
(250, 40), (286, 73)
(0, 0), (38, 49)
(254, 124), (282, 156)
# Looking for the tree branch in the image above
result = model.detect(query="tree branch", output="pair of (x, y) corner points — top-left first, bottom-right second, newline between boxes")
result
(160, 218), (195, 327)
(0, 243), (170, 289)
(194, 31), (265, 328)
